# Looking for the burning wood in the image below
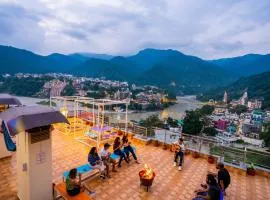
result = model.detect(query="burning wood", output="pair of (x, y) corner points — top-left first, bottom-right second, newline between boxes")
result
(139, 164), (155, 180)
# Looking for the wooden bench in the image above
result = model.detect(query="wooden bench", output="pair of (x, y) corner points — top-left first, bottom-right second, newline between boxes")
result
(53, 182), (92, 200)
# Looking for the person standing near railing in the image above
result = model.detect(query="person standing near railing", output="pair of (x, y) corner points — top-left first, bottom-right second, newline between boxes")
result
(216, 162), (230, 196)
(173, 138), (185, 171)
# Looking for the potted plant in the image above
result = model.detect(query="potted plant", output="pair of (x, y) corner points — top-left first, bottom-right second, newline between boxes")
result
(153, 140), (160, 147)
(192, 151), (200, 158)
(168, 144), (173, 152)
(117, 130), (123, 136)
(247, 163), (256, 176)
(146, 139), (153, 145)
(163, 143), (168, 150)
(184, 149), (190, 155)
(207, 155), (215, 164)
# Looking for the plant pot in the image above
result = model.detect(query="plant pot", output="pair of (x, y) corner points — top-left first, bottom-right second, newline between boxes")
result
(117, 130), (123, 136)
(146, 139), (152, 145)
(168, 144), (173, 152)
(184, 149), (190, 155)
(247, 168), (256, 176)
(154, 140), (160, 147)
(163, 144), (168, 150)
(192, 152), (200, 159)
(207, 156), (215, 164)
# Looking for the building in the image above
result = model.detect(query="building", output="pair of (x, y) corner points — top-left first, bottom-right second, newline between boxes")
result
(241, 122), (262, 139)
(223, 91), (228, 104)
(43, 80), (67, 97)
(214, 119), (229, 130)
(239, 90), (248, 105)
(248, 99), (263, 110)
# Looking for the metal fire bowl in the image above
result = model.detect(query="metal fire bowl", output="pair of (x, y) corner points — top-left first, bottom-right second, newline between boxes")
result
(139, 171), (156, 187)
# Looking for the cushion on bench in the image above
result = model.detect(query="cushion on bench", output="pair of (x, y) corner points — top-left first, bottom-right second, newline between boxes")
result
(110, 146), (136, 160)
(63, 164), (93, 179)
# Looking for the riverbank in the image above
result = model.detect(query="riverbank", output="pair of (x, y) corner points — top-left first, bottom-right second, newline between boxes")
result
(16, 95), (201, 121)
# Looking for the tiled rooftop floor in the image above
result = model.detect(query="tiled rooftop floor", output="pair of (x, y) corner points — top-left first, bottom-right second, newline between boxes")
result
(0, 132), (270, 200)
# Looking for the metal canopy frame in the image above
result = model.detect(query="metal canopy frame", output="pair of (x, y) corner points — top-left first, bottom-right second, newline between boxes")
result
(50, 96), (130, 148)
(74, 98), (130, 148)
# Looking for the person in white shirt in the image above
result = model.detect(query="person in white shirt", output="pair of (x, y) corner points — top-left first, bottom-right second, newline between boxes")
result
(100, 143), (117, 178)
(173, 138), (185, 171)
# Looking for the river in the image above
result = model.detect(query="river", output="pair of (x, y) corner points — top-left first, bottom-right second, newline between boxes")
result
(17, 96), (201, 121)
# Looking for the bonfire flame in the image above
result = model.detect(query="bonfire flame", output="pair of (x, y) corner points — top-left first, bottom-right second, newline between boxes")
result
(140, 164), (154, 179)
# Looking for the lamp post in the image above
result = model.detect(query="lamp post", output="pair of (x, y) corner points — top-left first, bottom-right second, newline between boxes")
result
(164, 120), (168, 144)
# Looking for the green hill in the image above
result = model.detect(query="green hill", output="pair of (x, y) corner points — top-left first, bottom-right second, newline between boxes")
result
(197, 71), (270, 109)
(135, 49), (237, 94)
(210, 54), (270, 76)
(0, 45), (86, 74)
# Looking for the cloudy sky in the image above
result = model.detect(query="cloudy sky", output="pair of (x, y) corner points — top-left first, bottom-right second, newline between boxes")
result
(0, 0), (269, 59)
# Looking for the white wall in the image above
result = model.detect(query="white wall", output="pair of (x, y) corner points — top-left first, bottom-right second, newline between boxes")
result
(17, 131), (52, 200)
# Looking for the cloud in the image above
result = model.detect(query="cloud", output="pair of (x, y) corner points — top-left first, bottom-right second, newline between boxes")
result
(0, 0), (269, 59)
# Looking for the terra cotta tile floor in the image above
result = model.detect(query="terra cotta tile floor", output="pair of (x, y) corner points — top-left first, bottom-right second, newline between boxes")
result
(0, 131), (270, 200)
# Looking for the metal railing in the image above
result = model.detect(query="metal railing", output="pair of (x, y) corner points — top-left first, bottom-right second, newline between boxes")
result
(132, 127), (270, 171)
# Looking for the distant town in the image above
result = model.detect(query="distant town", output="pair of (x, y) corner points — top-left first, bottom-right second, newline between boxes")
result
(0, 73), (177, 111)
(202, 90), (269, 150)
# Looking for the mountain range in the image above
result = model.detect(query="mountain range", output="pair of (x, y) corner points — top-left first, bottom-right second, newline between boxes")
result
(0, 45), (269, 94)
(210, 53), (270, 76)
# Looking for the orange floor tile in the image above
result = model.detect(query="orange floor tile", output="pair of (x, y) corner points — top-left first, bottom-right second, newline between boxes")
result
(0, 132), (269, 200)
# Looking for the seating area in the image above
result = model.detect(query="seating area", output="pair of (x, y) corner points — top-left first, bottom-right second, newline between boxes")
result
(0, 131), (270, 200)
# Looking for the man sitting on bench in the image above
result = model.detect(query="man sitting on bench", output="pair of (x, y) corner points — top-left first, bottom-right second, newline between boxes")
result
(100, 143), (117, 177)
(66, 168), (95, 197)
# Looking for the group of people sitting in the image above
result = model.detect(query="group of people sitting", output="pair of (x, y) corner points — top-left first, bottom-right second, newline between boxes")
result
(65, 134), (139, 196)
(193, 162), (231, 200)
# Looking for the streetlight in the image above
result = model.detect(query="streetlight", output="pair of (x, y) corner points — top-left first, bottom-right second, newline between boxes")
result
(164, 119), (168, 144)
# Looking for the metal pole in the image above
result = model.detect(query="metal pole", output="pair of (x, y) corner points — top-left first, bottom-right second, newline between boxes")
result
(125, 103), (128, 135)
(164, 129), (167, 144)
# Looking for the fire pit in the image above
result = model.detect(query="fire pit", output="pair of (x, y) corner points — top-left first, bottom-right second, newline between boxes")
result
(139, 164), (156, 192)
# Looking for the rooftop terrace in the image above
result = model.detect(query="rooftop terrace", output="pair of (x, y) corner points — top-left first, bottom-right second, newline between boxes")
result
(1, 131), (270, 200)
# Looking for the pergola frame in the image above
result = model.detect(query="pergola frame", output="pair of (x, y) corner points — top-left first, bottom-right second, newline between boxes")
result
(74, 98), (130, 147)
(50, 96), (94, 117)
(50, 96), (130, 147)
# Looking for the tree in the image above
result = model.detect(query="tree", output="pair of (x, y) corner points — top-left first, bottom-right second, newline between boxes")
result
(139, 115), (163, 136)
(183, 110), (203, 135)
(261, 123), (270, 147)
(166, 117), (178, 128)
(203, 127), (218, 136)
(229, 105), (248, 115)
(167, 91), (177, 100)
(200, 105), (214, 115)
(61, 82), (76, 96)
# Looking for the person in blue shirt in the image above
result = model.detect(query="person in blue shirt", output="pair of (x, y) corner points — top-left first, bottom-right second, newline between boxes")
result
(113, 137), (129, 168)
(122, 135), (139, 164)
(88, 147), (106, 179)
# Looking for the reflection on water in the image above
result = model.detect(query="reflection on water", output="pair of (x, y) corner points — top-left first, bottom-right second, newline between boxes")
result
(108, 96), (201, 121)
(17, 96), (201, 121)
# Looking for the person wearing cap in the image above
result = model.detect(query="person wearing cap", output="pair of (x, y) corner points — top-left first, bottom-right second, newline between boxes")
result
(100, 143), (117, 178)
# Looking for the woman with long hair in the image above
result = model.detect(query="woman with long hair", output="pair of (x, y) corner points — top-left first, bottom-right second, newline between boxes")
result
(122, 135), (139, 164)
(113, 136), (129, 168)
(88, 147), (106, 179)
